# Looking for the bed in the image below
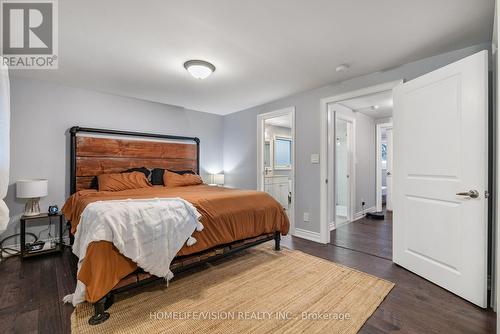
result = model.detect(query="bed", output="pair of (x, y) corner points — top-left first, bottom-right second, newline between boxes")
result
(63, 126), (290, 325)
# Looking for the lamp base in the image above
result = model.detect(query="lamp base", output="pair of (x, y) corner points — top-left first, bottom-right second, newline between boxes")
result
(24, 198), (41, 216)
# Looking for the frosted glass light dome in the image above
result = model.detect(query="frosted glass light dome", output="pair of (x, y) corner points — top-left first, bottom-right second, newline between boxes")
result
(184, 60), (216, 79)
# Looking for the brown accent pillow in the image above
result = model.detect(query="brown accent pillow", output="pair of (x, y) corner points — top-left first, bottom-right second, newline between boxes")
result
(150, 168), (195, 185)
(164, 170), (203, 188)
(98, 171), (152, 192)
(90, 167), (151, 189)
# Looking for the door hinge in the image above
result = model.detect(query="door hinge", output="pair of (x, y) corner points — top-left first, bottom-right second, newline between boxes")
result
(325, 179), (328, 184)
(485, 191), (490, 199)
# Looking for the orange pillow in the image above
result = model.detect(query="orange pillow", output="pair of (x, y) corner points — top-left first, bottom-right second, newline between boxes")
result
(98, 171), (151, 192)
(164, 170), (203, 187)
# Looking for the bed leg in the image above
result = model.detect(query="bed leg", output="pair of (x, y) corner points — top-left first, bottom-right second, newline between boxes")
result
(68, 222), (74, 246)
(274, 231), (281, 251)
(88, 293), (113, 325)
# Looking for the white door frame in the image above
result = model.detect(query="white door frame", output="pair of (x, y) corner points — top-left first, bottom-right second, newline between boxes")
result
(376, 122), (393, 212)
(329, 110), (356, 230)
(257, 107), (296, 234)
(319, 80), (403, 244)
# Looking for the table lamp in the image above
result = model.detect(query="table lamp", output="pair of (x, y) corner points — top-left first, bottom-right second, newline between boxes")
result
(214, 173), (225, 186)
(16, 179), (48, 216)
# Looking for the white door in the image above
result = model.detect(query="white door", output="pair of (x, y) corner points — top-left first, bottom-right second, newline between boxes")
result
(386, 128), (393, 211)
(393, 50), (488, 307)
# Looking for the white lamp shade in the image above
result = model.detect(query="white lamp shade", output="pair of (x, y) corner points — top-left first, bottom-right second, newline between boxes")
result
(214, 174), (224, 185)
(16, 179), (48, 198)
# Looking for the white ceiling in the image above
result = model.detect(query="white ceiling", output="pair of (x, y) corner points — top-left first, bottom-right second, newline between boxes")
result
(341, 91), (393, 119)
(265, 114), (292, 128)
(12, 0), (494, 115)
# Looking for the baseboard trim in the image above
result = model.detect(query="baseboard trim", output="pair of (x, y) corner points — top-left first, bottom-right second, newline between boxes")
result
(335, 219), (351, 229)
(294, 228), (322, 243)
(353, 206), (377, 222)
(329, 206), (377, 230)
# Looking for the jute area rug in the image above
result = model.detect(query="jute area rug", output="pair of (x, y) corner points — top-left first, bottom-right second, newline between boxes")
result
(71, 244), (394, 333)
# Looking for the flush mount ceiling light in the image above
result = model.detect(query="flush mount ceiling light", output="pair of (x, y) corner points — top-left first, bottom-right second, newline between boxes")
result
(336, 64), (349, 72)
(184, 60), (216, 79)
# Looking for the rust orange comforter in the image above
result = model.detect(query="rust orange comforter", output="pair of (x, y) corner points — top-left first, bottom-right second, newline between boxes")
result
(62, 185), (289, 303)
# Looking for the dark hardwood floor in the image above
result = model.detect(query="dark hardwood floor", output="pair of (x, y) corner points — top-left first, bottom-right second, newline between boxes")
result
(0, 246), (77, 334)
(0, 214), (495, 333)
(330, 210), (392, 260)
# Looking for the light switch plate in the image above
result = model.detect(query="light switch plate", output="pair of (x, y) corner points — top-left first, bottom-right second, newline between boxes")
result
(310, 154), (320, 164)
(303, 212), (310, 222)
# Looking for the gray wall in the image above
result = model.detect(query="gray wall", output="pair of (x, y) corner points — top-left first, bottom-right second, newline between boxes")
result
(2, 77), (224, 242)
(354, 113), (376, 213)
(223, 43), (490, 234)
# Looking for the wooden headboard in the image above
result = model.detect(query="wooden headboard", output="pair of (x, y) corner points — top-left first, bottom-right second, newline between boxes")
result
(70, 127), (200, 193)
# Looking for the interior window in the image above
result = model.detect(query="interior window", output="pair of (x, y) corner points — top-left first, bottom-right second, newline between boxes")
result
(274, 137), (292, 169)
(381, 143), (387, 169)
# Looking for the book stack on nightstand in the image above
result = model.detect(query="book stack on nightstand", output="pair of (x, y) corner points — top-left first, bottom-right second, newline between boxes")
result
(20, 212), (64, 259)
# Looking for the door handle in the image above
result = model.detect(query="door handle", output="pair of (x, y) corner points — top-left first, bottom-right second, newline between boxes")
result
(456, 190), (480, 199)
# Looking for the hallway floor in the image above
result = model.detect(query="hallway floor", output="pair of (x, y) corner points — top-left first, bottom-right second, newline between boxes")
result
(330, 210), (392, 260)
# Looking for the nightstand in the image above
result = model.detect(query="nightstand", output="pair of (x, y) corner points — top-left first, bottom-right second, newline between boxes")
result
(20, 212), (64, 259)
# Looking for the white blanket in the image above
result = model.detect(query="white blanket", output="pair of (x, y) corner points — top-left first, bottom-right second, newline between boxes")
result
(63, 197), (203, 306)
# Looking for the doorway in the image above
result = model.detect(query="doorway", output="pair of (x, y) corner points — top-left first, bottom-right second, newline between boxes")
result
(326, 89), (395, 260)
(320, 81), (402, 244)
(257, 107), (295, 233)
